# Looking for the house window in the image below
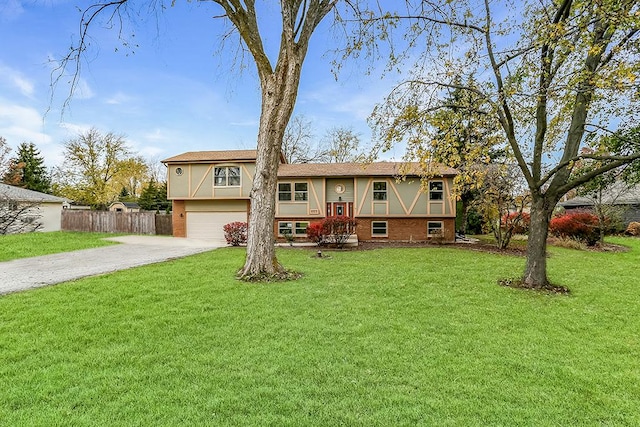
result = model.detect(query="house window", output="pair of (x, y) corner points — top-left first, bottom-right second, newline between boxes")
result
(428, 221), (444, 236)
(429, 181), (444, 200)
(295, 222), (309, 235)
(294, 183), (308, 201)
(278, 221), (293, 236)
(278, 183), (292, 201)
(278, 221), (309, 236)
(372, 221), (388, 236)
(278, 182), (308, 202)
(214, 166), (241, 186)
(373, 181), (387, 200)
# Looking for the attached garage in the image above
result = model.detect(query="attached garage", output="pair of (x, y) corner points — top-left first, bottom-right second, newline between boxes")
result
(182, 200), (249, 241)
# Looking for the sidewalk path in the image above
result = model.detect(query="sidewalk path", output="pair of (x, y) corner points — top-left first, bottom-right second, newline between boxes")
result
(0, 236), (224, 295)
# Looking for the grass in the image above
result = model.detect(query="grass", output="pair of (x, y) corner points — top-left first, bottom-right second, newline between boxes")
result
(0, 231), (118, 261)
(1, 237), (639, 425)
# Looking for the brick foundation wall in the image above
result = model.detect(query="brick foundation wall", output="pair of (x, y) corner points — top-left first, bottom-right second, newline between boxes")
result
(273, 217), (456, 243)
(172, 200), (186, 237)
(357, 218), (455, 242)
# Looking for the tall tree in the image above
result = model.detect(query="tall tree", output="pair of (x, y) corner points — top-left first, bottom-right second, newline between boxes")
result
(3, 142), (51, 194)
(383, 75), (504, 234)
(55, 1), (339, 279)
(324, 126), (363, 163)
(282, 115), (329, 163)
(53, 128), (131, 209)
(357, 0), (640, 289)
(114, 157), (149, 199)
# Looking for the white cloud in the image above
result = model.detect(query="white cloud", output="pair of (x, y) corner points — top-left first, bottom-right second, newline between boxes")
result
(0, 0), (24, 21)
(74, 78), (95, 100)
(0, 102), (50, 144)
(0, 64), (35, 97)
(141, 129), (170, 142)
(105, 92), (134, 105)
(57, 121), (93, 137)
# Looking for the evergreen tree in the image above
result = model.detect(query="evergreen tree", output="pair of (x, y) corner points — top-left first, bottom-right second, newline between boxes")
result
(138, 179), (171, 212)
(138, 179), (158, 211)
(5, 143), (51, 193)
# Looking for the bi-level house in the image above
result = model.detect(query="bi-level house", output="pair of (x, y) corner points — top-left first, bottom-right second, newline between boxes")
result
(162, 150), (457, 243)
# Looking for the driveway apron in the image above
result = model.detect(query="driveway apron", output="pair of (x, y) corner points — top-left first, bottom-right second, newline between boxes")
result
(0, 236), (224, 295)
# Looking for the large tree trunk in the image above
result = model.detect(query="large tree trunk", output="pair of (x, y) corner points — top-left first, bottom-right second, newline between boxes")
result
(522, 196), (553, 287)
(239, 56), (302, 279)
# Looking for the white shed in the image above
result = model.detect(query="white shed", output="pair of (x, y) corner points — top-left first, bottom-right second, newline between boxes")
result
(0, 183), (67, 233)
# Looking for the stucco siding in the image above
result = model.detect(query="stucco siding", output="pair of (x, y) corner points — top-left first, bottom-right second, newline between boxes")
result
(39, 203), (63, 232)
(326, 178), (354, 202)
(168, 163), (253, 200)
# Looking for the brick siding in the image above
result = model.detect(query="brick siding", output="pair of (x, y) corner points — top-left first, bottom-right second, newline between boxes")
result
(172, 200), (186, 237)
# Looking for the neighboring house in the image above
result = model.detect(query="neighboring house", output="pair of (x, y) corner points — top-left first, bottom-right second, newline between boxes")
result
(162, 150), (458, 243)
(559, 182), (640, 226)
(109, 201), (141, 212)
(0, 183), (67, 233)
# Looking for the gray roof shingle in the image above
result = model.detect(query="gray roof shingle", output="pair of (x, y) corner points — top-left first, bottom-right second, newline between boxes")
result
(0, 183), (67, 203)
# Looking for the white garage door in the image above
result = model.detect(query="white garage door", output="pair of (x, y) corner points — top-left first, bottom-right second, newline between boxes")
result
(186, 212), (247, 241)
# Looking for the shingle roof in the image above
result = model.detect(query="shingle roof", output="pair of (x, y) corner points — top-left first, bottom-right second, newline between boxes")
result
(277, 162), (458, 178)
(0, 183), (67, 203)
(161, 150), (458, 177)
(560, 182), (640, 207)
(162, 150), (258, 163)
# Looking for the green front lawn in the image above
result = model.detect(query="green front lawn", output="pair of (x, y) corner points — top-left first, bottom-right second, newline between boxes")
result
(1, 238), (639, 425)
(0, 232), (118, 262)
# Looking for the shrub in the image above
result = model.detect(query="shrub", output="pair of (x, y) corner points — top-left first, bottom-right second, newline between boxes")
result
(322, 215), (357, 248)
(223, 221), (248, 246)
(549, 211), (600, 246)
(501, 211), (530, 234)
(625, 222), (640, 236)
(306, 222), (327, 245)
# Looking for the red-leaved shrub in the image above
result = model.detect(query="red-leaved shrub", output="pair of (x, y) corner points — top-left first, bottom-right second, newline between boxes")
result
(501, 211), (530, 234)
(223, 221), (248, 246)
(549, 211), (600, 246)
(306, 222), (327, 245)
(306, 216), (357, 247)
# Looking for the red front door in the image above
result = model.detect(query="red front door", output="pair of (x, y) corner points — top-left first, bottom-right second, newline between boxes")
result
(326, 202), (353, 217)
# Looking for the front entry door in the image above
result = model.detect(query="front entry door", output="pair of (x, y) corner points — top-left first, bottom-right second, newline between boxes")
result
(326, 202), (353, 217)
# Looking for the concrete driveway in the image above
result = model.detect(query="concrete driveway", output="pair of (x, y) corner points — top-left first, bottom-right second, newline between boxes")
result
(0, 236), (225, 295)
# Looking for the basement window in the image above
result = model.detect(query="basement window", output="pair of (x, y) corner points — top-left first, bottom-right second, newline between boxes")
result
(428, 221), (444, 236)
(372, 221), (388, 237)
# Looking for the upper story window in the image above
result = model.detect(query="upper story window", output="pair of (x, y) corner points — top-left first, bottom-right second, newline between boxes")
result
(278, 182), (308, 202)
(373, 181), (387, 201)
(278, 183), (292, 201)
(294, 183), (308, 201)
(429, 181), (444, 200)
(214, 166), (241, 187)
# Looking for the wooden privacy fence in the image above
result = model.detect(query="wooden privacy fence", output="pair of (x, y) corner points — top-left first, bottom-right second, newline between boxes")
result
(62, 211), (173, 235)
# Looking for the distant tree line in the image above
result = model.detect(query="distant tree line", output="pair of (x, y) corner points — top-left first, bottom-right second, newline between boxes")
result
(0, 129), (169, 211)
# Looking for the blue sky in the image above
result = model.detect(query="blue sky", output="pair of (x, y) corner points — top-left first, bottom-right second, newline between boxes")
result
(0, 1), (403, 168)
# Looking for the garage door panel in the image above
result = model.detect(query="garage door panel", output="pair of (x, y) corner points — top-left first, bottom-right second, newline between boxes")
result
(186, 212), (247, 241)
